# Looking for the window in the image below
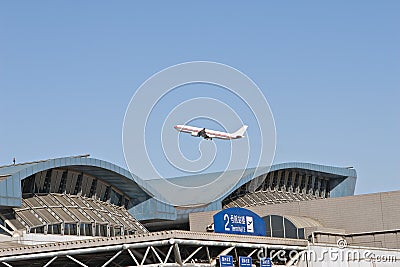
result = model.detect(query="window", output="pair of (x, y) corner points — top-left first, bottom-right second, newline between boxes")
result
(85, 223), (92, 236)
(306, 176), (312, 193)
(64, 223), (77, 235)
(114, 227), (122, 236)
(314, 177), (319, 192)
(298, 228), (305, 239)
(53, 224), (61, 234)
(31, 226), (45, 234)
(48, 224), (61, 234)
(271, 215), (284, 238)
(97, 224), (107, 237)
(110, 190), (122, 206)
(300, 175), (306, 191)
(263, 215), (306, 239)
(124, 198), (130, 209)
(89, 179), (98, 198)
(58, 171), (68, 193)
(293, 173), (299, 191)
(286, 171), (293, 191)
(264, 216), (271, 237)
(278, 172), (285, 191)
(284, 218), (297, 239)
(103, 186), (111, 202)
(272, 173), (278, 188)
(22, 175), (35, 195)
(263, 173), (271, 191)
(42, 170), (52, 193)
(73, 174), (83, 195)
(79, 223), (93, 236)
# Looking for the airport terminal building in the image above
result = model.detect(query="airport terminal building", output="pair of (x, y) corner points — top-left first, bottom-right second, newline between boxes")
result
(0, 155), (398, 266)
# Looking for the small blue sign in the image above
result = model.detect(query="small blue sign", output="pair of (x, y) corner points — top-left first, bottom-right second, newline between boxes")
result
(260, 258), (272, 267)
(239, 256), (252, 267)
(214, 207), (266, 236)
(219, 255), (234, 267)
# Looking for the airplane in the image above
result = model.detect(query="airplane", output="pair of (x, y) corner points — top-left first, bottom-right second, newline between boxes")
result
(174, 124), (248, 140)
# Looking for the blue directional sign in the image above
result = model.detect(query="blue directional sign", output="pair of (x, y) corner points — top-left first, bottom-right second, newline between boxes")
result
(219, 255), (234, 267)
(239, 256), (252, 267)
(213, 207), (266, 236)
(260, 258), (272, 267)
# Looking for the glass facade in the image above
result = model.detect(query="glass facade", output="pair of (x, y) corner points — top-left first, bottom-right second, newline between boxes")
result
(223, 168), (332, 208)
(1, 167), (149, 237)
(21, 169), (129, 207)
(263, 215), (306, 239)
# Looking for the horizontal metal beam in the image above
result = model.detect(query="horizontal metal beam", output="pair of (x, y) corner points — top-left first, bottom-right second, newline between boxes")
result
(135, 264), (208, 267)
(171, 239), (307, 251)
(0, 238), (307, 263)
(0, 240), (170, 262)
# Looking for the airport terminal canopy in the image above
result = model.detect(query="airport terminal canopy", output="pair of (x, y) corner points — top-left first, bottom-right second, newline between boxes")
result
(0, 155), (357, 232)
(0, 155), (150, 237)
(131, 162), (357, 226)
(0, 155), (151, 208)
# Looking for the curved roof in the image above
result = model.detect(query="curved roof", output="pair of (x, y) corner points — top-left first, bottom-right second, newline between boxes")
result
(0, 156), (357, 223)
(217, 163), (356, 202)
(269, 162), (356, 178)
(264, 215), (323, 229)
(133, 162), (357, 221)
(0, 156), (151, 207)
(144, 163), (356, 204)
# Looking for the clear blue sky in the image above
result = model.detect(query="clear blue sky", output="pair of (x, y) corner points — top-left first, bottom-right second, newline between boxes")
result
(0, 1), (399, 195)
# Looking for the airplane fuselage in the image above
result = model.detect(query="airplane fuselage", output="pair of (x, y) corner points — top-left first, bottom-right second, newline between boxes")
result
(174, 125), (246, 140)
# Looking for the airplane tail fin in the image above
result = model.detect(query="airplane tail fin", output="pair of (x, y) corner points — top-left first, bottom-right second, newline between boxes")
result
(231, 125), (248, 137)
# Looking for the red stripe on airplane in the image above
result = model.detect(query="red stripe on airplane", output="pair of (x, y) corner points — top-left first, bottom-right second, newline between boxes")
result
(179, 127), (231, 138)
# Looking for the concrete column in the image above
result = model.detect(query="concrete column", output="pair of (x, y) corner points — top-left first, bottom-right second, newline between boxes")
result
(268, 172), (274, 189)
(283, 171), (290, 192)
(310, 176), (316, 195)
(298, 174), (304, 194)
(276, 171), (284, 191)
